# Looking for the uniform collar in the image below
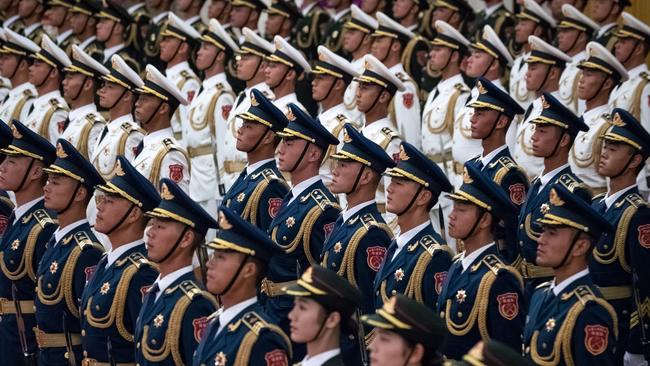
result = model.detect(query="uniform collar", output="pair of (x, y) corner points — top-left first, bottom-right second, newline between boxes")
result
(153, 265), (193, 299)
(301, 2), (317, 15)
(127, 2), (146, 14)
(274, 93), (297, 106)
(480, 144), (507, 167)
(582, 104), (608, 121)
(2, 15), (20, 28)
(437, 73), (464, 91)
(342, 200), (375, 222)
(484, 2), (502, 16)
(604, 184), (637, 210)
(597, 22), (616, 37)
(217, 296), (257, 334)
(110, 113), (134, 128)
(10, 82), (36, 97)
(460, 242), (495, 272)
(363, 117), (392, 131)
(166, 61), (191, 77)
(301, 349), (341, 366)
(571, 50), (587, 63)
(104, 43), (125, 63)
(34, 89), (63, 104)
(331, 8), (349, 21)
(79, 36), (96, 50)
(143, 127), (173, 146)
(319, 103), (346, 120)
(202, 72), (228, 89)
(395, 220), (430, 255)
(626, 63), (649, 79)
(246, 158), (275, 176)
(388, 63), (405, 74)
(538, 163), (569, 192)
(551, 268), (589, 296)
(106, 239), (144, 268)
(54, 219), (88, 245)
(69, 103), (98, 122)
(289, 176), (322, 204)
(13, 196), (44, 224)
(56, 29), (74, 44)
(185, 15), (201, 25)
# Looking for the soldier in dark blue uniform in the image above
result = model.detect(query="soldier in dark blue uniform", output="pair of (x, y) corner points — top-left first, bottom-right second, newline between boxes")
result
(263, 103), (340, 356)
(438, 164), (524, 360)
(222, 89), (290, 231)
(284, 265), (361, 366)
(193, 206), (292, 366)
(80, 156), (160, 364)
(466, 77), (529, 263)
(517, 92), (592, 296)
(134, 178), (218, 365)
(523, 184), (618, 365)
(0, 121), (57, 365)
(34, 139), (105, 365)
(0, 121), (15, 239)
(376, 142), (453, 310)
(591, 109), (650, 364)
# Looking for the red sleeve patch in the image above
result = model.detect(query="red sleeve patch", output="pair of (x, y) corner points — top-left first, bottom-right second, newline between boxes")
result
(187, 90), (196, 102)
(402, 93), (414, 109)
(434, 271), (448, 295)
(168, 164), (184, 183)
(638, 224), (650, 248)
(366, 246), (387, 272)
(584, 324), (609, 356)
(268, 198), (283, 219)
(140, 285), (152, 302)
(57, 120), (66, 134)
(192, 316), (209, 342)
(222, 104), (233, 119)
(84, 265), (97, 283)
(323, 222), (335, 241)
(264, 349), (288, 366)
(496, 292), (519, 320)
(508, 183), (526, 205)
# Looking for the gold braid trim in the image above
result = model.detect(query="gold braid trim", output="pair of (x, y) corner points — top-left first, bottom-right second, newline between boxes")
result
(444, 271), (496, 339)
(37, 244), (81, 317)
(141, 296), (191, 365)
(296, 10), (325, 50)
(189, 87), (227, 132)
(524, 213), (541, 241)
(242, 179), (270, 227)
(84, 264), (140, 342)
(149, 141), (191, 185)
(404, 251), (433, 302)
(11, 92), (33, 121)
(0, 223), (43, 281)
(39, 103), (63, 141)
(426, 85), (463, 134)
(571, 121), (611, 169)
(271, 205), (323, 257)
(116, 129), (130, 158)
(340, 226), (368, 287)
(494, 166), (508, 186)
(234, 330), (258, 365)
(593, 204), (636, 272)
(628, 76), (650, 120)
(78, 120), (95, 159)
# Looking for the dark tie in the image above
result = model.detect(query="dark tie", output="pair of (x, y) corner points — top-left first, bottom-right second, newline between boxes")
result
(383, 241), (398, 266)
(431, 87), (440, 100)
(143, 283), (160, 308)
(45, 235), (56, 249)
(280, 191), (293, 210)
(63, 117), (70, 131)
(235, 91), (246, 107)
(475, 159), (484, 170)
(523, 104), (534, 122)
(98, 125), (109, 143)
(530, 178), (542, 195)
(134, 141), (144, 158)
(333, 215), (344, 230)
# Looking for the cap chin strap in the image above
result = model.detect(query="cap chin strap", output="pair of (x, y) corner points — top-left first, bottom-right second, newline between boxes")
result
(482, 111), (502, 140)
(584, 76), (609, 102)
(243, 57), (263, 82)
(314, 77), (337, 103)
(346, 165), (366, 195)
(168, 38), (183, 66)
(460, 208), (485, 242)
(216, 254), (251, 298)
(244, 127), (270, 153)
(553, 229), (581, 270)
(7, 55), (23, 80)
(104, 203), (136, 235)
(365, 87), (385, 115)
(153, 225), (189, 264)
(543, 129), (566, 159)
(377, 38), (394, 63)
(55, 8), (68, 28)
(349, 34), (366, 54)
(395, 185), (423, 216)
(287, 140), (311, 173)
(610, 151), (636, 179)
(15, 159), (36, 193)
(71, 75), (89, 101)
(205, 49), (222, 73)
(535, 64), (552, 93)
(269, 67), (291, 90)
(619, 39), (639, 66)
(401, 347), (415, 366)
(107, 87), (129, 111)
(35, 67), (54, 88)
(479, 57), (495, 78)
(56, 181), (82, 215)
(305, 309), (331, 343)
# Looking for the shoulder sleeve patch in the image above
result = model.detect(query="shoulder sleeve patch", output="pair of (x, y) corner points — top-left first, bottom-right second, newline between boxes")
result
(33, 209), (55, 228)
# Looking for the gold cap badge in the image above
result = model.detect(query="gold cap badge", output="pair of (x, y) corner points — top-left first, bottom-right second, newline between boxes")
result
(398, 145), (409, 161)
(218, 211), (232, 230)
(463, 167), (473, 184)
(11, 124), (21, 139)
(160, 183), (175, 200)
(114, 159), (125, 176)
(541, 95), (550, 109)
(611, 112), (625, 127)
(250, 92), (259, 106)
(55, 143), (67, 158)
(286, 107), (296, 121)
(549, 188), (564, 206)
(477, 81), (487, 94)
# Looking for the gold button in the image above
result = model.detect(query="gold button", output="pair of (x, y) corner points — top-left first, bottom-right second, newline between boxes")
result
(440, 311), (445, 319)
(519, 224), (524, 229)
(331, 262), (336, 268)
(152, 339), (157, 345)
(282, 236), (287, 240)
(137, 342), (140, 348)
(525, 346), (530, 353)
(81, 329), (86, 336)
(542, 342), (547, 349)
(95, 305), (100, 310)
(391, 290), (397, 295)
(83, 351), (88, 357)
(457, 312), (462, 317)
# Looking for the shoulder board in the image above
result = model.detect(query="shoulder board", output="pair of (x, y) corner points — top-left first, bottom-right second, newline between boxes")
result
(215, 82), (224, 90)
(417, 235), (444, 256)
(305, 189), (338, 211)
(641, 71), (649, 80)
(535, 280), (552, 290)
(557, 174), (586, 192)
(180, 70), (196, 80)
(395, 72), (409, 82)
(124, 251), (150, 269)
(261, 168), (281, 183)
(242, 311), (269, 336)
(454, 83), (470, 93)
(85, 113), (105, 125)
(624, 193), (647, 208)
(73, 231), (95, 249)
(162, 138), (181, 151)
(178, 280), (204, 300)
(561, 285), (597, 303)
(33, 209), (56, 228)
(360, 213), (379, 230)
(335, 114), (347, 123)
(49, 98), (68, 111)
(380, 127), (399, 140)
(23, 89), (34, 97)
(478, 254), (507, 274)
(592, 192), (606, 201)
(495, 156), (517, 169)
(120, 122), (135, 134)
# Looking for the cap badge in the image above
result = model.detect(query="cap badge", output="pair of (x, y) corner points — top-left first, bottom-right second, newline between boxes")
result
(549, 188), (564, 206)
(477, 81), (487, 95)
(286, 107), (296, 121)
(302, 266), (314, 283)
(541, 95), (551, 109)
(114, 159), (125, 176)
(56, 143), (67, 158)
(160, 183), (175, 200)
(11, 124), (21, 139)
(398, 145), (409, 161)
(343, 129), (352, 143)
(218, 211), (232, 230)
(384, 295), (397, 314)
(611, 112), (625, 127)
(111, 56), (119, 69)
(250, 92), (259, 106)
(463, 167), (473, 184)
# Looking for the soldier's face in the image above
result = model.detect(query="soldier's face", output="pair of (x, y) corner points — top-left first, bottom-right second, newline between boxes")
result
(277, 137), (309, 172)
(159, 36), (182, 63)
(392, 0), (415, 20)
(44, 175), (79, 211)
(146, 218), (187, 261)
(230, 5), (252, 28)
(432, 7), (455, 27)
(18, 0), (39, 17)
(62, 72), (86, 101)
(525, 62), (550, 92)
(536, 226), (576, 267)
(288, 297), (330, 343)
(264, 61), (289, 88)
(96, 18), (115, 42)
(371, 36), (392, 61)
(386, 177), (420, 214)
(70, 13), (92, 35)
(465, 50), (494, 78)
(577, 69), (607, 99)
(342, 28), (365, 53)
(427, 45), (453, 71)
(98, 82), (127, 109)
(589, 0), (616, 23)
(0, 155), (33, 191)
(265, 14), (285, 38)
(368, 328), (415, 366)
(556, 28), (581, 53)
(95, 193), (135, 234)
(330, 160), (364, 194)
(135, 94), (164, 124)
(196, 43), (220, 71)
(531, 125), (564, 157)
(613, 37), (640, 65)
(43, 5), (67, 27)
(597, 140), (637, 177)
(355, 82), (383, 113)
(469, 107), (500, 139)
(208, 0), (230, 19)
(361, 0), (381, 14)
(448, 201), (484, 239)
(0, 54), (19, 78)
(205, 250), (248, 294)
(28, 59), (52, 86)
(236, 120), (270, 152)
(237, 54), (264, 80)
(311, 74), (337, 101)
(173, 0), (193, 11)
(515, 19), (537, 44)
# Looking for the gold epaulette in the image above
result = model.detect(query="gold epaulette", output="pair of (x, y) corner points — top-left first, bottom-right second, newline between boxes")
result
(73, 231), (95, 249)
(120, 122), (142, 135)
(360, 213), (379, 230)
(162, 138), (181, 151)
(536, 280), (552, 290)
(261, 169), (281, 183)
(492, 156), (525, 184)
(407, 234), (440, 254)
(454, 83), (470, 93)
(592, 192), (606, 201)
(561, 285), (598, 304)
(642, 71), (650, 80)
(177, 280), (203, 300)
(380, 127), (400, 141)
(33, 209), (56, 228)
(85, 113), (106, 125)
(215, 82), (224, 91)
(122, 252), (150, 269)
(242, 311), (269, 336)
(49, 98), (68, 112)
(625, 193), (647, 208)
(478, 254), (507, 274)
(305, 189), (339, 211)
(557, 174), (587, 193)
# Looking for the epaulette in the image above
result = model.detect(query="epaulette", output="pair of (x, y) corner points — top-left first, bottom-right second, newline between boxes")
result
(557, 174), (586, 192)
(177, 280), (203, 300)
(414, 235), (443, 256)
(395, 72), (410, 83)
(85, 113), (105, 125)
(641, 71), (649, 80)
(215, 82), (224, 91)
(33, 209), (56, 228)
(49, 98), (68, 111)
(335, 114), (347, 123)
(180, 70), (199, 81)
(592, 192), (606, 201)
(261, 168), (281, 183)
(73, 231), (95, 249)
(360, 213), (379, 230)
(454, 83), (470, 93)
(380, 127), (400, 141)
(121, 251), (150, 269)
(120, 122), (136, 134)
(561, 285), (598, 304)
(242, 311), (269, 336)
(535, 280), (552, 290)
(162, 138), (182, 152)
(492, 156), (518, 170)
(624, 193), (647, 209)
(303, 189), (338, 211)
(476, 254), (507, 274)
(23, 89), (34, 97)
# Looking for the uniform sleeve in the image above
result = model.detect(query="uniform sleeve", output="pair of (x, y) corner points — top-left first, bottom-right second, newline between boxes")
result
(72, 246), (104, 307)
(421, 251), (453, 310)
(499, 168), (529, 209)
(32, 223), (58, 273)
(160, 150), (190, 193)
(256, 180), (290, 232)
(394, 81), (421, 148)
(487, 271), (525, 351)
(307, 206), (341, 266)
(628, 207), (650, 355)
(248, 329), (291, 366)
(353, 228), (392, 314)
(179, 297), (217, 366)
(571, 303), (617, 365)
(212, 91), (235, 142)
(575, 185), (593, 203)
(47, 109), (68, 144)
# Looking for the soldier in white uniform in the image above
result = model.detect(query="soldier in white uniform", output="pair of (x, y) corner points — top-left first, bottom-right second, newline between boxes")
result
(340, 4), (373, 126)
(133, 64), (191, 193)
(264, 35), (311, 113)
(570, 42), (627, 195)
(371, 12), (420, 148)
(513, 36), (571, 181)
(159, 13), (201, 147)
(60, 45), (108, 159)
(312, 45), (360, 186)
(24, 35), (69, 144)
(509, 0), (555, 112)
(555, 4), (600, 116)
(0, 28), (37, 123)
(355, 54), (403, 219)
(0, 29), (12, 103)
(452, 25), (512, 189)
(186, 19), (237, 223)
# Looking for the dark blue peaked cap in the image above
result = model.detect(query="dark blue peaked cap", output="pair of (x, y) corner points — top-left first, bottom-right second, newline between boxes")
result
(238, 88), (289, 132)
(1, 120), (56, 165)
(385, 142), (452, 194)
(43, 139), (104, 189)
(469, 77), (525, 118)
(147, 178), (218, 235)
(96, 156), (161, 211)
(205, 206), (281, 262)
(530, 93), (588, 135)
(601, 108), (650, 157)
(0, 120), (12, 149)
(330, 123), (396, 173)
(277, 103), (339, 150)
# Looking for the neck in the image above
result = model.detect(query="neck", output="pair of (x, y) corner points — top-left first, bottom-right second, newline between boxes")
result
(271, 80), (294, 99)
(22, 15), (39, 26)
(109, 105), (132, 121)
(306, 333), (339, 360)
(481, 135), (505, 156)
(11, 74), (29, 86)
(204, 64), (225, 79)
(14, 186), (43, 207)
(246, 72), (266, 88)
(246, 146), (274, 165)
(352, 45), (371, 61)
(399, 15), (417, 29)
(77, 28), (94, 41)
(553, 262), (586, 284)
(383, 56), (399, 69)
(56, 205), (85, 228)
(108, 225), (143, 249)
(364, 105), (388, 124)
(608, 174), (636, 195)
(158, 256), (191, 277)
(461, 230), (492, 256)
(105, 36), (122, 49)
(625, 58), (645, 71)
(166, 55), (188, 69)
(397, 210), (429, 233)
(585, 94), (608, 111)
(58, 24), (72, 34)
(344, 186), (376, 208)
(542, 151), (568, 175)
(441, 65), (460, 80)
(538, 80), (559, 96)
(220, 287), (257, 309)
(71, 96), (94, 109)
(484, 70), (501, 82)
(36, 83), (58, 96)
(142, 118), (169, 134)
(567, 43), (585, 57)
(320, 94), (343, 111)
(290, 169), (318, 187)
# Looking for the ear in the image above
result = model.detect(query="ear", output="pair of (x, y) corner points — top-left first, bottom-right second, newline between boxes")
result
(358, 167), (375, 186)
(307, 143), (323, 163)
(84, 77), (95, 92)
(449, 12), (461, 25)
(29, 163), (44, 183)
(242, 259), (257, 279)
(408, 343), (425, 364)
(573, 234), (592, 257)
(179, 41), (191, 55)
(159, 102), (171, 116)
(496, 114), (510, 129)
(378, 89), (391, 103)
(416, 188), (432, 208)
(628, 152), (643, 171)
(478, 210), (493, 230)
(559, 131), (572, 148)
(333, 78), (345, 92)
(260, 128), (275, 145)
(286, 68), (297, 81)
(75, 185), (89, 203)
(325, 310), (341, 329)
(250, 9), (260, 22)
(180, 228), (196, 249)
(390, 40), (401, 53)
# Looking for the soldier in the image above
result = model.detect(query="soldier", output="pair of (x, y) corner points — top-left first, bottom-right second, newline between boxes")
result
(453, 340), (535, 366)
(44, 0), (76, 55)
(472, 0), (515, 43)
(371, 12), (420, 148)
(60, 45), (109, 159)
(513, 35), (571, 181)
(264, 0), (299, 41)
(509, 0), (555, 112)
(555, 4), (600, 115)
(193, 206), (292, 366)
(24, 35), (70, 145)
(0, 28), (37, 123)
(0, 29), (11, 103)
(172, 0), (207, 34)
(323, 123), (394, 315)
(208, 0), (231, 27)
(124, 0), (150, 57)
(591, 109), (650, 364)
(265, 36), (311, 114)
(285, 265), (362, 366)
(354, 55), (403, 220)
(132, 64), (190, 192)
(134, 178), (218, 365)
(80, 156), (160, 364)
(142, 0), (170, 70)
(378, 142), (453, 309)
(95, 0), (140, 73)
(323, 0), (351, 56)
(158, 13), (201, 146)
(68, 0), (104, 61)
(34, 139), (105, 365)
(362, 295), (446, 366)
(0, 121), (15, 238)
(17, 0), (46, 44)
(439, 163), (524, 359)
(222, 89), (289, 230)
(263, 103), (340, 348)
(590, 0), (630, 49)
(453, 25), (513, 190)
(292, 0), (330, 61)
(341, 4), (375, 125)
(465, 78), (529, 262)
(0, 0), (23, 33)
(221, 28), (274, 196)
(0, 121), (57, 364)
(522, 183), (618, 365)
(391, 0), (421, 32)
(517, 92), (592, 296)
(570, 42), (627, 195)
(229, 0), (264, 42)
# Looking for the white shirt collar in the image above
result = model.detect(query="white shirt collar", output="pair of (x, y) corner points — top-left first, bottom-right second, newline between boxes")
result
(11, 82), (35, 97)
(202, 72), (228, 89)
(110, 113), (134, 127)
(53, 219), (88, 245)
(246, 158), (275, 175)
(394, 220), (431, 259)
(435, 73), (464, 92)
(460, 242), (495, 272)
(319, 103), (346, 120)
(143, 127), (173, 145)
(217, 297), (257, 334)
(597, 23), (616, 37)
(153, 265), (193, 300)
(551, 268), (589, 296)
(604, 184), (637, 210)
(13, 196), (44, 224)
(153, 11), (169, 24)
(56, 29), (73, 44)
(166, 61), (191, 77)
(342, 200), (375, 222)
(626, 64), (649, 79)
(35, 90), (63, 104)
(301, 349), (341, 366)
(104, 43), (125, 63)
(481, 145), (507, 167)
(106, 239), (145, 268)
(69, 103), (98, 122)
(289, 176), (322, 204)
(301, 2), (317, 15)
(331, 8), (349, 21)
(127, 2), (145, 14)
(538, 164), (570, 192)
(571, 50), (587, 62)
(2, 15), (20, 28)
(484, 2), (501, 16)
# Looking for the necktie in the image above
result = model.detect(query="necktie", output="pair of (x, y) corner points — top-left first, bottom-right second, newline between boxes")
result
(475, 159), (484, 170)
(235, 91), (246, 107)
(144, 283), (160, 307)
(281, 191), (293, 208)
(431, 87), (440, 100)
(134, 141), (144, 158)
(98, 126), (109, 143)
(211, 316), (221, 339)
(523, 104), (534, 122)
(63, 117), (70, 131)
(385, 240), (398, 263)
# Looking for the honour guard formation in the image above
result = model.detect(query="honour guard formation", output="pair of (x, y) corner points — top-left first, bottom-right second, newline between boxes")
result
(0, 0), (649, 365)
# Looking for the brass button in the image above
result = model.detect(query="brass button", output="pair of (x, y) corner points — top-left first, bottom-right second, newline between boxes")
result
(81, 329), (86, 336)
(457, 312), (463, 317)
